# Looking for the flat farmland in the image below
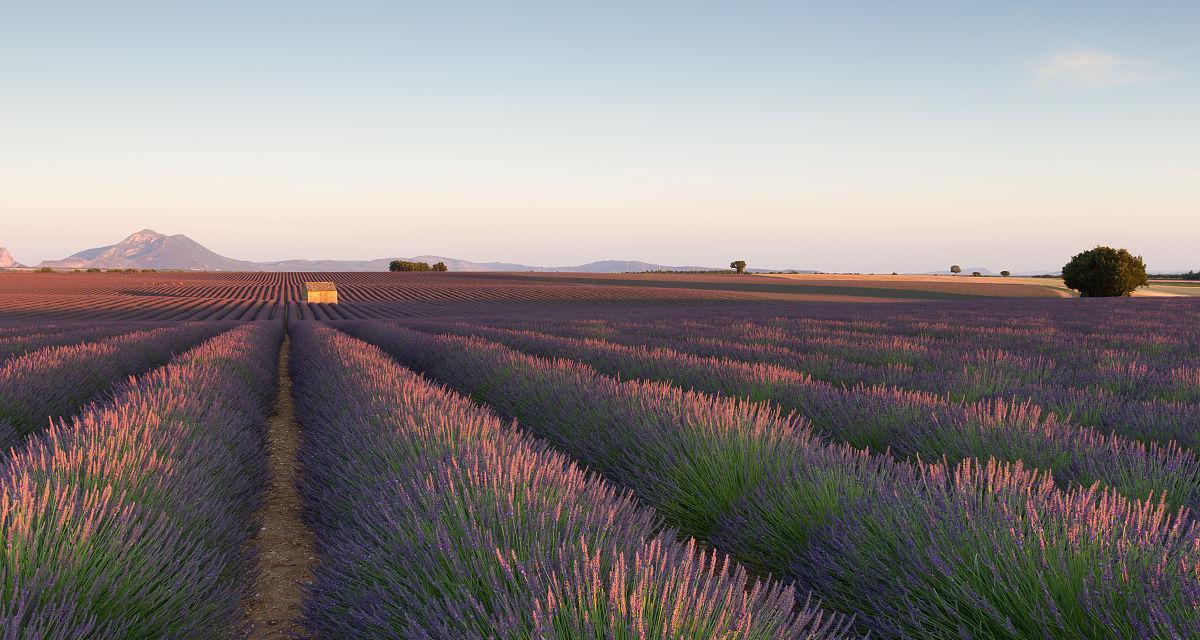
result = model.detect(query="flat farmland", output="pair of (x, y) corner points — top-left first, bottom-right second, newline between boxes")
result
(766, 273), (1200, 298)
(2, 269), (1200, 638)
(765, 272), (1079, 296)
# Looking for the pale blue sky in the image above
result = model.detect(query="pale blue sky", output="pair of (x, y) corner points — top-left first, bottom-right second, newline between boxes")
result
(1, 2), (1197, 271)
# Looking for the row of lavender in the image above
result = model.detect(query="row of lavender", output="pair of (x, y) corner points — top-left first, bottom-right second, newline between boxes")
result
(0, 322), (232, 451)
(289, 322), (850, 638)
(606, 317), (1200, 435)
(0, 322), (280, 637)
(474, 299), (1200, 446)
(0, 323), (146, 364)
(343, 321), (1200, 639)
(0, 323), (113, 339)
(540, 298), (1200, 387)
(414, 321), (1200, 512)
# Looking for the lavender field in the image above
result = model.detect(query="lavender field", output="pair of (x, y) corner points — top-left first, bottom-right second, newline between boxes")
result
(338, 296), (1200, 639)
(0, 295), (1197, 638)
(9, 0), (1198, 635)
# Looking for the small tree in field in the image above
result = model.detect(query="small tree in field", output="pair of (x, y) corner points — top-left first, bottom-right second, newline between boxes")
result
(1000, 270), (1011, 277)
(972, 271), (982, 277)
(1062, 246), (1148, 297)
(950, 265), (962, 274)
(431, 261), (448, 272)
(730, 260), (747, 274)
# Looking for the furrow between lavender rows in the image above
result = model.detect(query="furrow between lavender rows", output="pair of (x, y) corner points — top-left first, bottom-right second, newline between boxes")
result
(342, 321), (1200, 640)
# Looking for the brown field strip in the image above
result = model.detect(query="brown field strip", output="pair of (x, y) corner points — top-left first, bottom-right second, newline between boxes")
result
(245, 336), (314, 638)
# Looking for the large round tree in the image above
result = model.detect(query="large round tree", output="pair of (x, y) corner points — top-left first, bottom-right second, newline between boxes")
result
(1061, 246), (1148, 297)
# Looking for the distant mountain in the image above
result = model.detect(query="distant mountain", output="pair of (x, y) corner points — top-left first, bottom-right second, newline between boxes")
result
(921, 267), (1066, 277)
(0, 247), (24, 269)
(41, 230), (259, 271)
(549, 259), (722, 273)
(254, 255), (554, 272)
(35, 229), (769, 273)
(246, 254), (730, 273)
(1015, 269), (1063, 277)
(746, 267), (818, 274)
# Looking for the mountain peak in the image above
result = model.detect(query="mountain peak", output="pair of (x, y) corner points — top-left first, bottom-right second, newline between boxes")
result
(40, 229), (256, 271)
(0, 247), (23, 269)
(122, 229), (168, 243)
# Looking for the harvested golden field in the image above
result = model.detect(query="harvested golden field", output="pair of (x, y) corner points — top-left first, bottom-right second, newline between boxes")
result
(755, 272), (1070, 297)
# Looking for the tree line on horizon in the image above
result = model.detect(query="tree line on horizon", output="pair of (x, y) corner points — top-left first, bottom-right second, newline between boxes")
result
(949, 246), (1150, 297)
(389, 260), (448, 272)
(738, 246), (1151, 297)
(383, 246), (1154, 297)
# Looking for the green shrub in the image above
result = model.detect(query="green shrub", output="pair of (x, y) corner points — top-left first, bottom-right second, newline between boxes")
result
(390, 260), (432, 272)
(1062, 246), (1148, 297)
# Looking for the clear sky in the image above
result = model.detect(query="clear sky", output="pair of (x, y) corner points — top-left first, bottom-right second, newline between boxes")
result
(2, 2), (1197, 272)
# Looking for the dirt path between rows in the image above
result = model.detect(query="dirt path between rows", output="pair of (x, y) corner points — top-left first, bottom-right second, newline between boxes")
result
(246, 335), (314, 639)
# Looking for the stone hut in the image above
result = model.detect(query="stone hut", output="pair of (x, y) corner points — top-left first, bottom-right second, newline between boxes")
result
(303, 281), (338, 304)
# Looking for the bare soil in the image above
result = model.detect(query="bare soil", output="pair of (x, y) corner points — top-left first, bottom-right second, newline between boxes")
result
(246, 336), (314, 639)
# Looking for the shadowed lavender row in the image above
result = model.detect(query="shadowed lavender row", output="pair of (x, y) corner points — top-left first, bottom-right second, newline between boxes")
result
(343, 321), (1200, 640)
(413, 322), (1200, 513)
(0, 322), (135, 339)
(0, 322), (233, 450)
(0, 323), (146, 364)
(289, 322), (850, 639)
(0, 322), (280, 638)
